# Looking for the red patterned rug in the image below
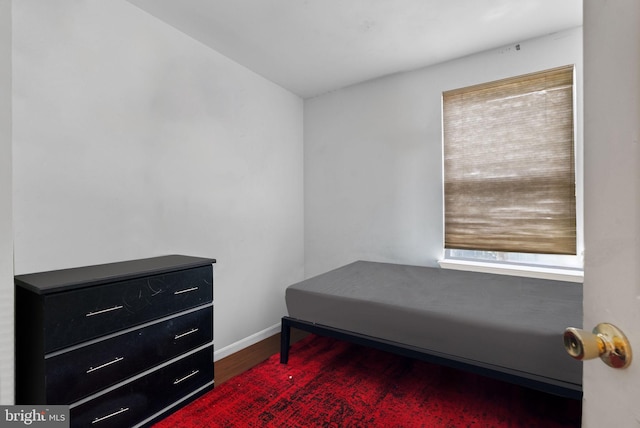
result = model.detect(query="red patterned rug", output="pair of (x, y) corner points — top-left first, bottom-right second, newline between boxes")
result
(154, 334), (581, 427)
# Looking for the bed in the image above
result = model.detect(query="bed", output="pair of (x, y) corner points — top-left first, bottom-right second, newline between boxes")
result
(281, 261), (582, 399)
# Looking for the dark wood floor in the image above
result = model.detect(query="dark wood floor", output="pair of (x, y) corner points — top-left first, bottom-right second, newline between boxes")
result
(215, 328), (308, 386)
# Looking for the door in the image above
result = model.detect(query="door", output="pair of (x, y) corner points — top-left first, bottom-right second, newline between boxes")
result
(583, 0), (640, 426)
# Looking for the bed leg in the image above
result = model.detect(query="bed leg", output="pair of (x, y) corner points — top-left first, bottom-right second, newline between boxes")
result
(280, 318), (291, 364)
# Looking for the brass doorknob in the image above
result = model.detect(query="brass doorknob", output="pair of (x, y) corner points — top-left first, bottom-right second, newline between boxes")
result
(564, 323), (632, 369)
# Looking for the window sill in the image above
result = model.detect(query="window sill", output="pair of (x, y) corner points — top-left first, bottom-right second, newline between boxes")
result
(437, 259), (583, 283)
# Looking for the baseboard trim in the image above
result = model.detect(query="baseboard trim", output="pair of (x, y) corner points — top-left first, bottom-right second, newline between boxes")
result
(214, 322), (281, 362)
(213, 324), (309, 386)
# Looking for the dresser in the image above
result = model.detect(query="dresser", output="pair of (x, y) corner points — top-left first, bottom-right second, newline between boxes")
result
(15, 255), (216, 427)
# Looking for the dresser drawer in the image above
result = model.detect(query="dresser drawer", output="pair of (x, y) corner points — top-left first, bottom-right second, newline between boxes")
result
(43, 265), (213, 352)
(70, 346), (214, 428)
(46, 306), (213, 404)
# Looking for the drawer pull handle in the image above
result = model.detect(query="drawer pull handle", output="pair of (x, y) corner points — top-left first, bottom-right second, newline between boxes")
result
(87, 357), (124, 373)
(92, 407), (129, 424)
(174, 369), (199, 385)
(175, 328), (199, 340)
(86, 305), (123, 317)
(174, 286), (199, 295)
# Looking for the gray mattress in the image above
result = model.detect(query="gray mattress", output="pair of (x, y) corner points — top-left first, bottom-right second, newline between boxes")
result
(285, 261), (582, 386)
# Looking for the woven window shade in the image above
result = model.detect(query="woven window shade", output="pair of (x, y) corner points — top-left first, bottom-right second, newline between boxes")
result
(443, 65), (576, 255)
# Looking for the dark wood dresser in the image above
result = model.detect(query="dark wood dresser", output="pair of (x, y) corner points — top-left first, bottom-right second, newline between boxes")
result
(15, 255), (216, 427)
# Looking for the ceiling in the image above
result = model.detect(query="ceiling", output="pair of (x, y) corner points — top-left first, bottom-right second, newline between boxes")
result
(127, 0), (582, 99)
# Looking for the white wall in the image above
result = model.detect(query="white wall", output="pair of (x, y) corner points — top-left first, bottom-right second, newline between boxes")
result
(0, 0), (13, 405)
(304, 27), (583, 277)
(583, 0), (640, 425)
(12, 0), (304, 361)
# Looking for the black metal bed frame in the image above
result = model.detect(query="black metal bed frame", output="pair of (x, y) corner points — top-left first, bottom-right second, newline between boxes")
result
(280, 316), (582, 400)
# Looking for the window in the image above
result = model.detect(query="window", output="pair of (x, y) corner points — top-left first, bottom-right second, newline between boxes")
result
(441, 65), (582, 276)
